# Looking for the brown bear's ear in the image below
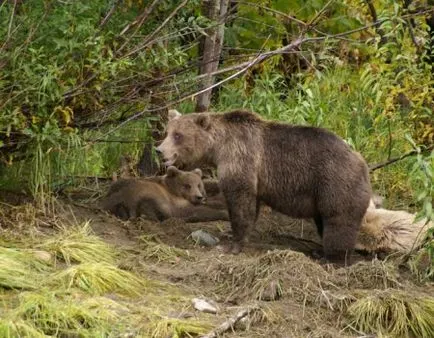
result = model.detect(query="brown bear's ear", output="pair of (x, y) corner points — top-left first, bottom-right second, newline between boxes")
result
(166, 166), (179, 177)
(193, 168), (203, 178)
(168, 109), (182, 121)
(195, 114), (210, 130)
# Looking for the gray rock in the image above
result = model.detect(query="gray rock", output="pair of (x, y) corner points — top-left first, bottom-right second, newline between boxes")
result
(192, 298), (218, 314)
(190, 230), (220, 246)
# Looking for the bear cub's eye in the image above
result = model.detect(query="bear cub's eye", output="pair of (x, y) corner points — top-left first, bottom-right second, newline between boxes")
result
(184, 184), (191, 190)
(173, 132), (182, 142)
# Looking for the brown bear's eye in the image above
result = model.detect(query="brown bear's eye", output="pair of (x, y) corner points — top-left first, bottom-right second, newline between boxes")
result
(173, 132), (182, 142)
(184, 184), (191, 190)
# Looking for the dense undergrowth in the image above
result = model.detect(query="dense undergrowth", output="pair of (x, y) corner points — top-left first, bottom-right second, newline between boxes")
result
(0, 1), (432, 211)
(0, 1), (433, 336)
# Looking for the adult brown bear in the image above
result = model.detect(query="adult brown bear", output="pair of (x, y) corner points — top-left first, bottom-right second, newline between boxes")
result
(101, 166), (229, 222)
(157, 110), (372, 265)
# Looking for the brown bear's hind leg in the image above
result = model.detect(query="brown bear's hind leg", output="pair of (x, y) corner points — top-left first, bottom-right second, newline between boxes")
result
(322, 214), (361, 266)
(136, 197), (169, 222)
(314, 216), (324, 238)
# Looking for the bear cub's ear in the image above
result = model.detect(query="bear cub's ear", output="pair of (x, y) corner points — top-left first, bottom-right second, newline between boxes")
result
(194, 114), (210, 130)
(193, 168), (203, 177)
(168, 109), (182, 121)
(166, 166), (179, 177)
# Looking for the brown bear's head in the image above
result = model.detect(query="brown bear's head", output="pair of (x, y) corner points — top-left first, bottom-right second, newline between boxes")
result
(156, 110), (213, 169)
(164, 166), (206, 205)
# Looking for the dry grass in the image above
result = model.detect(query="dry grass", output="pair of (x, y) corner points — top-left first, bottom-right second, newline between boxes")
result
(38, 221), (118, 265)
(331, 258), (402, 290)
(141, 314), (213, 338)
(49, 263), (147, 296)
(0, 247), (51, 290)
(346, 290), (434, 337)
(139, 234), (193, 263)
(8, 290), (128, 337)
(211, 250), (328, 302)
(0, 318), (45, 338)
(1, 199), (433, 337)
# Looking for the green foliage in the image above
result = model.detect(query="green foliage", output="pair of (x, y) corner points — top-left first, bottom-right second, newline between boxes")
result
(0, 0), (433, 219)
(407, 142), (434, 281)
(0, 0), (194, 197)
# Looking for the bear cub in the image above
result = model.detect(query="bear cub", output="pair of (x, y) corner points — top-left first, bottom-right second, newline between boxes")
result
(101, 166), (229, 222)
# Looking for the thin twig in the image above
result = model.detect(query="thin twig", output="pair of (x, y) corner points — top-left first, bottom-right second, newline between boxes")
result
(307, 0), (334, 28)
(92, 35), (306, 142)
(122, 0), (189, 58)
(116, 0), (160, 53)
(233, 1), (306, 28)
(99, 0), (120, 29)
(199, 306), (260, 338)
(369, 144), (434, 171)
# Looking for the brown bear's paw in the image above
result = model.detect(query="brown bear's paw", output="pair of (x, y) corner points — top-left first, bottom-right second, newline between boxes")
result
(216, 241), (243, 255)
(323, 254), (353, 268)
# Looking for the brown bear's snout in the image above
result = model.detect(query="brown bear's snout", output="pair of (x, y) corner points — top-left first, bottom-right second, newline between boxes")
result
(156, 143), (178, 166)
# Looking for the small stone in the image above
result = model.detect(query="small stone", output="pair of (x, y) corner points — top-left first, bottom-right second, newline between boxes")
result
(192, 298), (218, 314)
(190, 230), (219, 246)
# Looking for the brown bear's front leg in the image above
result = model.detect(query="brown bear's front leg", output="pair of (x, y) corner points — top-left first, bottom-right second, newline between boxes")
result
(219, 178), (258, 254)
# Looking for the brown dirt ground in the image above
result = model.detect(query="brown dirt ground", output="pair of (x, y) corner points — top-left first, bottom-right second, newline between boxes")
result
(1, 183), (433, 337)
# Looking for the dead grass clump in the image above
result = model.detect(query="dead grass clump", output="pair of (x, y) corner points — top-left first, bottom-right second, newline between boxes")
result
(331, 259), (401, 290)
(0, 203), (41, 231)
(0, 247), (51, 290)
(211, 250), (328, 302)
(141, 313), (213, 338)
(408, 241), (434, 282)
(0, 318), (45, 338)
(139, 234), (193, 263)
(38, 221), (118, 265)
(49, 263), (146, 296)
(346, 290), (434, 337)
(11, 290), (126, 337)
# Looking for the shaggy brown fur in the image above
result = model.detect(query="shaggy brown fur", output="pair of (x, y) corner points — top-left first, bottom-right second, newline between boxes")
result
(101, 166), (229, 222)
(157, 110), (372, 265)
(356, 200), (432, 255)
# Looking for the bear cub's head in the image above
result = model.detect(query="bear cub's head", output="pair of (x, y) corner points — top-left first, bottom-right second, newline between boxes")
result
(157, 109), (212, 168)
(164, 166), (206, 205)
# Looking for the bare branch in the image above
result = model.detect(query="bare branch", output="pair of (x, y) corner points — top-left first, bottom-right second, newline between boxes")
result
(369, 145), (434, 171)
(99, 0), (121, 29)
(92, 35), (306, 141)
(233, 1), (306, 28)
(200, 306), (260, 338)
(122, 0), (189, 59)
(116, 0), (160, 53)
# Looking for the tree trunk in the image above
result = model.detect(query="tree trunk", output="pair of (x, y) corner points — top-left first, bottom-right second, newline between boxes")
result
(425, 0), (434, 66)
(195, 0), (229, 112)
